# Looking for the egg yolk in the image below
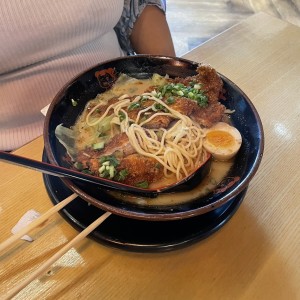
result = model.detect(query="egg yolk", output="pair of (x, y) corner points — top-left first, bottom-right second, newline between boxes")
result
(205, 130), (235, 148)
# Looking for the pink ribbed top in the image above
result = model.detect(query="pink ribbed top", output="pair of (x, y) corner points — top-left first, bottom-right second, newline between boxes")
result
(0, 0), (125, 150)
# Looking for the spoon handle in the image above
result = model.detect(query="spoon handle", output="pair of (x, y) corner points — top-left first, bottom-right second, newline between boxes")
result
(1, 150), (88, 181)
(0, 150), (157, 197)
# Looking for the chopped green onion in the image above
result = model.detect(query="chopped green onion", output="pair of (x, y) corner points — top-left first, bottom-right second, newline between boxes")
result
(135, 181), (149, 189)
(74, 162), (83, 170)
(114, 169), (129, 181)
(108, 166), (115, 179)
(155, 163), (162, 169)
(153, 103), (169, 112)
(159, 82), (208, 107)
(119, 111), (126, 122)
(166, 96), (175, 104)
(99, 165), (106, 173)
(71, 99), (78, 106)
(99, 155), (119, 167)
(195, 94), (208, 107)
(141, 96), (149, 102)
(140, 116), (147, 123)
(92, 141), (105, 150)
(188, 91), (194, 98)
(81, 169), (92, 174)
(98, 164), (116, 179)
(128, 102), (141, 111)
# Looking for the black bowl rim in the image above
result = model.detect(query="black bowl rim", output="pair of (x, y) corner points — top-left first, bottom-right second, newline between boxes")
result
(43, 54), (264, 221)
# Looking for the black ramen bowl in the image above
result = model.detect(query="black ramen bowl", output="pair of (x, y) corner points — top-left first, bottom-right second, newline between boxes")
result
(44, 55), (264, 221)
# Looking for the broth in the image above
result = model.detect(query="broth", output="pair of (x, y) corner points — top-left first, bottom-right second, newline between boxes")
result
(108, 158), (233, 206)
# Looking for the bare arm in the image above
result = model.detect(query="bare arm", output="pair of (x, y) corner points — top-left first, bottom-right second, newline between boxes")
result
(130, 5), (176, 56)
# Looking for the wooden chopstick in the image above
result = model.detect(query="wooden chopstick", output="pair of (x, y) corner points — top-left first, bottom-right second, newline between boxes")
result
(4, 211), (112, 299)
(0, 193), (77, 253)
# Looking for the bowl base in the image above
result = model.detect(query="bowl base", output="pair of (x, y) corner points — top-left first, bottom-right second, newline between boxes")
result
(43, 172), (247, 253)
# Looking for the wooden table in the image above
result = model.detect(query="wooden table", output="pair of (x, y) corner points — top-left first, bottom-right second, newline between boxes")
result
(1, 12), (299, 299)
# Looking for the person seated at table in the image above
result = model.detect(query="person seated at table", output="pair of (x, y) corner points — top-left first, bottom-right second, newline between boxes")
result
(0, 0), (175, 151)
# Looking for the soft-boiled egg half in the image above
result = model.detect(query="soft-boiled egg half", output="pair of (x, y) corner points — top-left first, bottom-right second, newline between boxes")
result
(203, 122), (242, 161)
